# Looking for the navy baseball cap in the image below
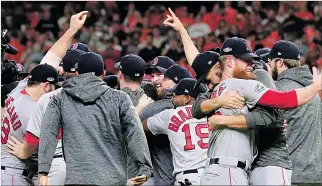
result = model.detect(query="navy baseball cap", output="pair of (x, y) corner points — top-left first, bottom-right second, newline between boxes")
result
(145, 56), (176, 75)
(103, 75), (119, 89)
(28, 64), (59, 84)
(69, 42), (91, 52)
(266, 40), (300, 60)
(167, 78), (207, 98)
(62, 49), (85, 73)
(220, 37), (260, 62)
(75, 52), (104, 76)
(164, 65), (193, 84)
(115, 54), (146, 78)
(191, 51), (220, 88)
(255, 48), (271, 63)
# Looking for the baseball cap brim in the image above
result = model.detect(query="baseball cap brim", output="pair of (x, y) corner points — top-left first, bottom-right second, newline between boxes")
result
(236, 53), (261, 61)
(165, 85), (177, 94)
(194, 73), (207, 90)
(145, 66), (167, 75)
(260, 53), (270, 59)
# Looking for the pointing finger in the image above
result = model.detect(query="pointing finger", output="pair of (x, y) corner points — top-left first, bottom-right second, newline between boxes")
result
(75, 11), (88, 17)
(168, 8), (177, 18)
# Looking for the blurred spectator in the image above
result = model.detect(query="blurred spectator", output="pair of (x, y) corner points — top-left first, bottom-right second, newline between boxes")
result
(161, 38), (184, 62)
(1, 1), (321, 76)
(203, 3), (224, 31)
(187, 14), (211, 39)
(35, 6), (59, 38)
(138, 33), (161, 63)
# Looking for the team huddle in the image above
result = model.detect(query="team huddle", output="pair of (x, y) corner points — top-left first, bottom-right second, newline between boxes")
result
(1, 8), (322, 186)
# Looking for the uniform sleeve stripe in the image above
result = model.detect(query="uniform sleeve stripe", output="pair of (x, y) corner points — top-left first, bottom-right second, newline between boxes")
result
(24, 131), (39, 146)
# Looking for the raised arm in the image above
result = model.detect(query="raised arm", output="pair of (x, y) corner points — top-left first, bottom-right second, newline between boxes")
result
(163, 8), (199, 66)
(40, 11), (88, 69)
(258, 67), (321, 109)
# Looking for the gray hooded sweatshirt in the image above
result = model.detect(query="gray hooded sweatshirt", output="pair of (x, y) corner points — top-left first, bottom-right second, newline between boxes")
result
(38, 73), (153, 185)
(276, 66), (322, 183)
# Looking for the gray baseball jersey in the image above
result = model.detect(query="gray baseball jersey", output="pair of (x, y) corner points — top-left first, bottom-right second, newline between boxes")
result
(1, 88), (36, 169)
(208, 78), (269, 167)
(26, 88), (63, 156)
(147, 105), (208, 176)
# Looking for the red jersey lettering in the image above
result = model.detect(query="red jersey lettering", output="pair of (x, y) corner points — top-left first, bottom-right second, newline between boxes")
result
(168, 123), (179, 132)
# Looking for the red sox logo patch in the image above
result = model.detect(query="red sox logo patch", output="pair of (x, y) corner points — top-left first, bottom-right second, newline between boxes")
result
(71, 43), (78, 49)
(152, 57), (158, 65)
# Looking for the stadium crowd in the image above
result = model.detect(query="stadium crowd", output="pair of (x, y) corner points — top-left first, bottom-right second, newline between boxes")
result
(2, 1), (322, 75)
(1, 1), (322, 186)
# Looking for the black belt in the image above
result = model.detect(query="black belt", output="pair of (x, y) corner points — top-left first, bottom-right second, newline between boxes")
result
(209, 158), (246, 170)
(1, 166), (34, 179)
(54, 154), (63, 158)
(183, 169), (198, 174)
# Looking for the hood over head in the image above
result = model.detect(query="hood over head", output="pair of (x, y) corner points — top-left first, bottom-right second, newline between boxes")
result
(63, 73), (109, 103)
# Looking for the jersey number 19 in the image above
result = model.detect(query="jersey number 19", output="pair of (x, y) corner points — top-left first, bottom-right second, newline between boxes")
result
(182, 123), (209, 151)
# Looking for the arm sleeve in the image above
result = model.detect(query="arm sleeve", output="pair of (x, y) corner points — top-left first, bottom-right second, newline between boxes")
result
(244, 106), (284, 129)
(245, 69), (284, 129)
(40, 51), (62, 70)
(232, 79), (269, 109)
(192, 91), (212, 119)
(38, 97), (61, 174)
(120, 94), (153, 178)
(146, 109), (172, 135)
(26, 97), (46, 138)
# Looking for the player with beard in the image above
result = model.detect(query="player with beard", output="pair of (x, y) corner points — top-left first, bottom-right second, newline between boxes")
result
(198, 37), (322, 185)
(267, 40), (322, 184)
(163, 9), (298, 185)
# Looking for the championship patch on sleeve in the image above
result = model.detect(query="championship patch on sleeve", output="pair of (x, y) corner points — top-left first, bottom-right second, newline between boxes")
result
(254, 83), (266, 93)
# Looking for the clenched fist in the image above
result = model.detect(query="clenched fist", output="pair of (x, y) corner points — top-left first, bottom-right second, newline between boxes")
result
(69, 11), (88, 32)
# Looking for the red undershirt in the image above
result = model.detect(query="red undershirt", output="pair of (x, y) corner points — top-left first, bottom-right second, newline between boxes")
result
(257, 89), (298, 109)
(24, 128), (62, 146)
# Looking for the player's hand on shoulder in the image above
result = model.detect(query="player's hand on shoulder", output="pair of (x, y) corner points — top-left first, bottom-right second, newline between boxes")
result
(163, 8), (186, 34)
(69, 11), (88, 32)
(218, 90), (245, 109)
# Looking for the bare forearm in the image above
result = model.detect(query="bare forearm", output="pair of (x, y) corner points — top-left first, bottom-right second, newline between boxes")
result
(179, 29), (199, 66)
(49, 28), (78, 59)
(210, 115), (248, 130)
(200, 98), (222, 114)
(20, 143), (37, 159)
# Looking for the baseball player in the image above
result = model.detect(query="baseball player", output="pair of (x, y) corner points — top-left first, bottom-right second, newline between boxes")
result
(1, 64), (59, 186)
(161, 64), (193, 91)
(145, 56), (176, 99)
(4, 11), (89, 186)
(144, 78), (208, 185)
(199, 37), (322, 185)
(163, 11), (292, 185)
(140, 58), (186, 186)
(6, 49), (86, 186)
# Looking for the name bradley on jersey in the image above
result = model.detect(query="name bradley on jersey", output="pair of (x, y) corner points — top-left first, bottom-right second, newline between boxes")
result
(2, 96), (22, 144)
(168, 106), (195, 132)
